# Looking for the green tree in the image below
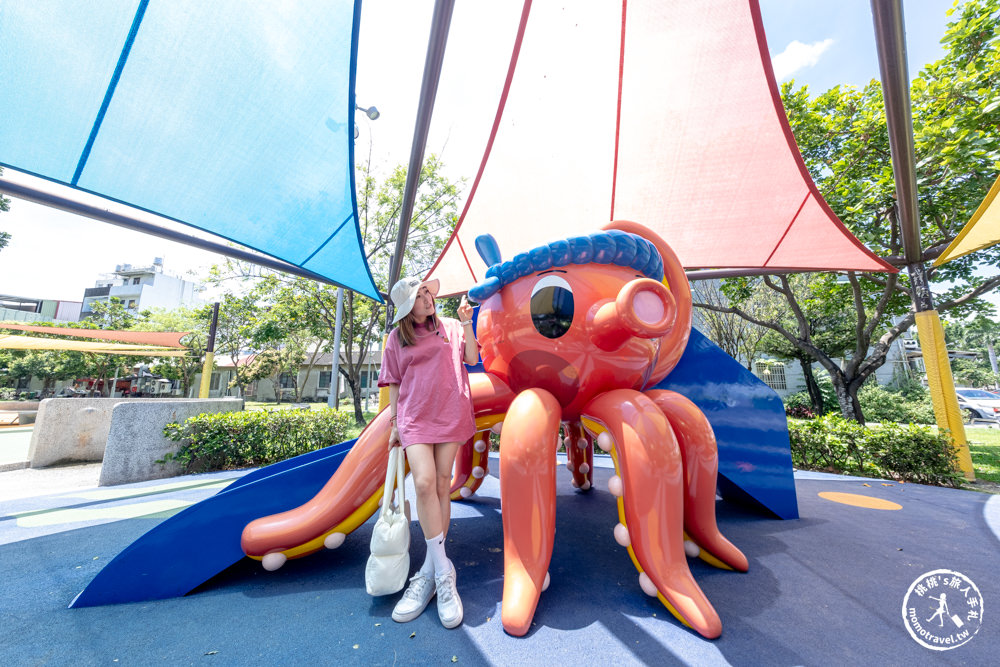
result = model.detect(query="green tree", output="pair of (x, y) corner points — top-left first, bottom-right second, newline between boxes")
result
(692, 279), (776, 371)
(699, 0), (1000, 422)
(944, 312), (1000, 387)
(212, 292), (276, 398)
(242, 345), (307, 403)
(210, 155), (463, 424)
(78, 298), (152, 396)
(5, 350), (88, 395)
(0, 165), (10, 253)
(139, 306), (210, 396)
(253, 278), (332, 402)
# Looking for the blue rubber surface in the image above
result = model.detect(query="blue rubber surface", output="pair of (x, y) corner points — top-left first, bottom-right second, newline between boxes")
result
(3, 466), (998, 664)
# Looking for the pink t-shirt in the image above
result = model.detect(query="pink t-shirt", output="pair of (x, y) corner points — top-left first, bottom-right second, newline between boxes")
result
(378, 317), (477, 447)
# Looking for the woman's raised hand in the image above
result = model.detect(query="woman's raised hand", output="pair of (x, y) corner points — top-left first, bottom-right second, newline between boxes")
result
(388, 424), (401, 450)
(458, 294), (474, 323)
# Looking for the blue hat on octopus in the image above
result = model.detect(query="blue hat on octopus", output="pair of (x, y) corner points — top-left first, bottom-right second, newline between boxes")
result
(468, 230), (665, 301)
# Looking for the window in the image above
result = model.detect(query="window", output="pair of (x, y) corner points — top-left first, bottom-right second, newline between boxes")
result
(279, 373), (295, 388)
(754, 362), (787, 391)
(210, 372), (221, 391)
(127, 299), (137, 309)
(132, 277), (141, 285)
(318, 371), (332, 389)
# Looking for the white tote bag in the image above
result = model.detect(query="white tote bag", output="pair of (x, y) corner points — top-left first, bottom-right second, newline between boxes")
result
(365, 446), (410, 596)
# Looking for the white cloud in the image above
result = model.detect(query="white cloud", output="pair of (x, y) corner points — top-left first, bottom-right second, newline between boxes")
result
(771, 39), (835, 81)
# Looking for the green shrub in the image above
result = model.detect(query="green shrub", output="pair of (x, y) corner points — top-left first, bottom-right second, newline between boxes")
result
(783, 391), (811, 410)
(162, 408), (356, 473)
(857, 382), (936, 425)
(788, 413), (865, 472)
(788, 414), (962, 487)
(865, 423), (963, 486)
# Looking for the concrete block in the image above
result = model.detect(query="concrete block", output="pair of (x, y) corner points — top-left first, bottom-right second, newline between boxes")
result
(99, 399), (244, 486)
(28, 398), (241, 469)
(29, 398), (127, 467)
(16, 411), (37, 425)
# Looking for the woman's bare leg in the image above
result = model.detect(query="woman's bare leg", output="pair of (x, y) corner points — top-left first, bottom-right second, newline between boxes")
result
(404, 443), (442, 538)
(433, 441), (461, 538)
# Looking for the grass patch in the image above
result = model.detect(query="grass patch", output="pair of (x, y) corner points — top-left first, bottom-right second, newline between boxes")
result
(966, 428), (1000, 483)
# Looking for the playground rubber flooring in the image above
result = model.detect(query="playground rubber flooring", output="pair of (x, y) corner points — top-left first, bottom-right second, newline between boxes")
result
(1, 457), (998, 666)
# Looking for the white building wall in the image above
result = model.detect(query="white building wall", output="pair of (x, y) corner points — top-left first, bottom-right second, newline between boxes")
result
(83, 266), (203, 314)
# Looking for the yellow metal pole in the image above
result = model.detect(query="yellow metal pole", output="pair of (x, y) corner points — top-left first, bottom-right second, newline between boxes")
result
(198, 302), (220, 400)
(198, 351), (215, 399)
(915, 310), (975, 480)
(378, 333), (390, 412)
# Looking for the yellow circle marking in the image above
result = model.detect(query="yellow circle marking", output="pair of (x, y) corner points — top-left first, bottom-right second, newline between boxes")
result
(818, 491), (902, 510)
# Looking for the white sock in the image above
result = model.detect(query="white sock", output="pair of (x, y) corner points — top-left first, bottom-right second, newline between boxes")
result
(425, 532), (451, 576)
(419, 548), (434, 577)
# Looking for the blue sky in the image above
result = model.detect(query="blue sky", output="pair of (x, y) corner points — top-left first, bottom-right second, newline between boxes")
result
(0, 0), (982, 307)
(759, 0), (953, 92)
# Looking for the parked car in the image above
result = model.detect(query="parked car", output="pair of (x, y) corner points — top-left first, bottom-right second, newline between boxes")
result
(955, 388), (1000, 424)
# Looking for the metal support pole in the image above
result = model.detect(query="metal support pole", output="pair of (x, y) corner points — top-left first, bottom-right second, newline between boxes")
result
(329, 288), (344, 409)
(380, 0), (455, 414)
(198, 302), (219, 399)
(385, 0), (456, 325)
(871, 0), (973, 479)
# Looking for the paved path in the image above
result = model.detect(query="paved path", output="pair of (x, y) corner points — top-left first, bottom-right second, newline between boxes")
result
(0, 425), (32, 472)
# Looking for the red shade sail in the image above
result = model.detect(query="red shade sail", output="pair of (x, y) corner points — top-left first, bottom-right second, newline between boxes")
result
(0, 323), (189, 348)
(427, 0), (894, 296)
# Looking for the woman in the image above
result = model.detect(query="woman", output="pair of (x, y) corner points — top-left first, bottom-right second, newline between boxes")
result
(378, 276), (478, 629)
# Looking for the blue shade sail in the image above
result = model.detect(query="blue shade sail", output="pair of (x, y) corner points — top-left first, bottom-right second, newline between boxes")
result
(0, 0), (381, 300)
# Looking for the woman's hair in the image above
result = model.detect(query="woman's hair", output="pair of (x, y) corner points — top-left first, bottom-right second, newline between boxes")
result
(397, 312), (439, 347)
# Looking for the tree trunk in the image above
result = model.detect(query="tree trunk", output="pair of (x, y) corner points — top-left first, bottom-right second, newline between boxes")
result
(799, 358), (824, 413)
(829, 371), (860, 423)
(340, 369), (366, 426)
(848, 380), (865, 425)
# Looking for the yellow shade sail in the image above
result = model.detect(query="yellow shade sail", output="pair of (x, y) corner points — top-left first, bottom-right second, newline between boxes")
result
(0, 335), (189, 357)
(934, 173), (1000, 266)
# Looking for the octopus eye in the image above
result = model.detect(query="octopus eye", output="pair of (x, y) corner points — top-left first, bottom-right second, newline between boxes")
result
(530, 275), (574, 339)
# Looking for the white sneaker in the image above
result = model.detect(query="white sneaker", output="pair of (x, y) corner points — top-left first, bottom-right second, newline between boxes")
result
(392, 572), (436, 623)
(435, 567), (464, 629)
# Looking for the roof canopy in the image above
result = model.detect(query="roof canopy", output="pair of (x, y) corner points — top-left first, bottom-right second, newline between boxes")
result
(934, 173), (1000, 266)
(0, 0), (380, 300)
(427, 0), (895, 295)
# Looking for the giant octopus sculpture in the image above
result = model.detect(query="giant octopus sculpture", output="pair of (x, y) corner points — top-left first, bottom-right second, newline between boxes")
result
(241, 220), (747, 638)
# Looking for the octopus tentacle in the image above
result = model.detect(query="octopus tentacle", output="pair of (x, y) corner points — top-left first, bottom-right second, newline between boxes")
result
(499, 388), (562, 637)
(563, 421), (594, 491)
(450, 424), (497, 500)
(644, 389), (748, 572)
(241, 408), (395, 564)
(449, 373), (516, 500)
(582, 389), (722, 639)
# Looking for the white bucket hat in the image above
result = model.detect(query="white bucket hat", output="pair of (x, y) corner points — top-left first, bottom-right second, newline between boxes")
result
(390, 277), (440, 324)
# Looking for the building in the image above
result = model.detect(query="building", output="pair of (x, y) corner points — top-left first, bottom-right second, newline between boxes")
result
(0, 293), (82, 323)
(194, 348), (382, 403)
(81, 258), (202, 316)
